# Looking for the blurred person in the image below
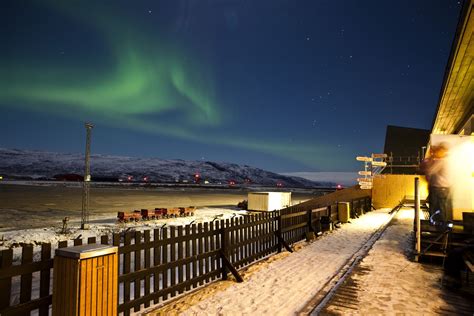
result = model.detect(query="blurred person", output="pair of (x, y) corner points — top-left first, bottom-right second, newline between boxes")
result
(420, 143), (453, 225)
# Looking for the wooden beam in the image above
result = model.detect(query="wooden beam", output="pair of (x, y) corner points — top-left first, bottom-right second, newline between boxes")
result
(274, 232), (293, 253)
(220, 252), (243, 283)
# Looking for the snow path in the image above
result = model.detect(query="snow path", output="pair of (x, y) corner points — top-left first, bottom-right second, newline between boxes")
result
(146, 209), (392, 316)
(333, 208), (458, 315)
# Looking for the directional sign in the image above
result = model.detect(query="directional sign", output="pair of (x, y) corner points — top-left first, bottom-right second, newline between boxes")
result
(360, 185), (372, 190)
(356, 156), (372, 162)
(372, 153), (388, 158)
(358, 181), (373, 187)
(371, 161), (387, 167)
(357, 177), (372, 182)
(358, 171), (372, 176)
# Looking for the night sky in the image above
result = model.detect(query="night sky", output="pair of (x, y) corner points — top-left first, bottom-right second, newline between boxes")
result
(0, 1), (462, 173)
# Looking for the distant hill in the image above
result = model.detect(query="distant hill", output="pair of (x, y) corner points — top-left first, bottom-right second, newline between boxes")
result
(0, 148), (332, 188)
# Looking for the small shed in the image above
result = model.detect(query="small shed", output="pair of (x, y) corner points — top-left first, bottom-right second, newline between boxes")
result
(247, 192), (292, 211)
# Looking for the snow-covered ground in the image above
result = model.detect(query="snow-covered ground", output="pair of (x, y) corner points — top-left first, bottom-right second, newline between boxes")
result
(0, 207), (247, 261)
(5, 205), (460, 315)
(341, 208), (457, 314)
(143, 208), (393, 315)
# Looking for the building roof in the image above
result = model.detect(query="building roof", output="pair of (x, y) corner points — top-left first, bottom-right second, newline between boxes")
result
(432, 0), (474, 134)
(383, 125), (430, 174)
(384, 125), (431, 157)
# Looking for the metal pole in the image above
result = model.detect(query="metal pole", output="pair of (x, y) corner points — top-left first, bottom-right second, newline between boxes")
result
(81, 122), (93, 230)
(414, 177), (421, 257)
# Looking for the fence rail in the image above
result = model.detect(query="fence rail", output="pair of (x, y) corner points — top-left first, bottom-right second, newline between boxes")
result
(0, 195), (371, 315)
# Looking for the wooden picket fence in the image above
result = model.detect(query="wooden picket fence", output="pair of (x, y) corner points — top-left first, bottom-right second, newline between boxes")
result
(0, 196), (371, 315)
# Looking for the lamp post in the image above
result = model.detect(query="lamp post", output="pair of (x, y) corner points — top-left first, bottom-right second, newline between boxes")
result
(81, 122), (93, 230)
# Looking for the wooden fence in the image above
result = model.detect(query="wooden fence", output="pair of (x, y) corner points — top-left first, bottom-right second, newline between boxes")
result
(0, 196), (371, 315)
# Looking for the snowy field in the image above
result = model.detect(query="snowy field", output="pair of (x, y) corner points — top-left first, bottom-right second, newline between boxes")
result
(143, 208), (393, 315)
(0, 206), (249, 259)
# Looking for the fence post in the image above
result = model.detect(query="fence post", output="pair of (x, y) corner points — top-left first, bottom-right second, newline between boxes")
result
(20, 245), (33, 304)
(39, 243), (52, 316)
(0, 249), (13, 311)
(221, 220), (229, 280)
(414, 177), (421, 258)
(277, 212), (282, 253)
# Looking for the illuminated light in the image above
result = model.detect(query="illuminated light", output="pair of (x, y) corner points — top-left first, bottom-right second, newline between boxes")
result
(336, 184), (343, 190)
(397, 209), (414, 220)
(430, 134), (474, 219)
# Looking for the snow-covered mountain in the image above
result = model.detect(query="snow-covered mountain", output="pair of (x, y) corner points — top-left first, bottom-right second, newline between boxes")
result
(0, 148), (331, 188)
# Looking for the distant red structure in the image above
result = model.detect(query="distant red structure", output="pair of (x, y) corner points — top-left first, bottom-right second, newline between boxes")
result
(54, 174), (83, 181)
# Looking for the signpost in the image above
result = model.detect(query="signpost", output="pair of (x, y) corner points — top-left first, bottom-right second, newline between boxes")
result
(356, 156), (372, 162)
(356, 153), (387, 189)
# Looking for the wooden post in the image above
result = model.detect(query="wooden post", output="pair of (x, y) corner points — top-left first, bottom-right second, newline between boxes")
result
(414, 177), (421, 258)
(277, 212), (282, 253)
(306, 209), (315, 241)
(0, 249), (13, 311)
(134, 231), (141, 311)
(221, 220), (229, 280)
(219, 219), (244, 283)
(39, 243), (52, 316)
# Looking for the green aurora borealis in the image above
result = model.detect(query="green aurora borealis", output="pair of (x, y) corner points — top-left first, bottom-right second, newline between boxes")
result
(0, 1), (343, 170)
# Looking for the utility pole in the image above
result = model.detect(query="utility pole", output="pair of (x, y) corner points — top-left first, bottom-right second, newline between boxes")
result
(81, 122), (93, 230)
